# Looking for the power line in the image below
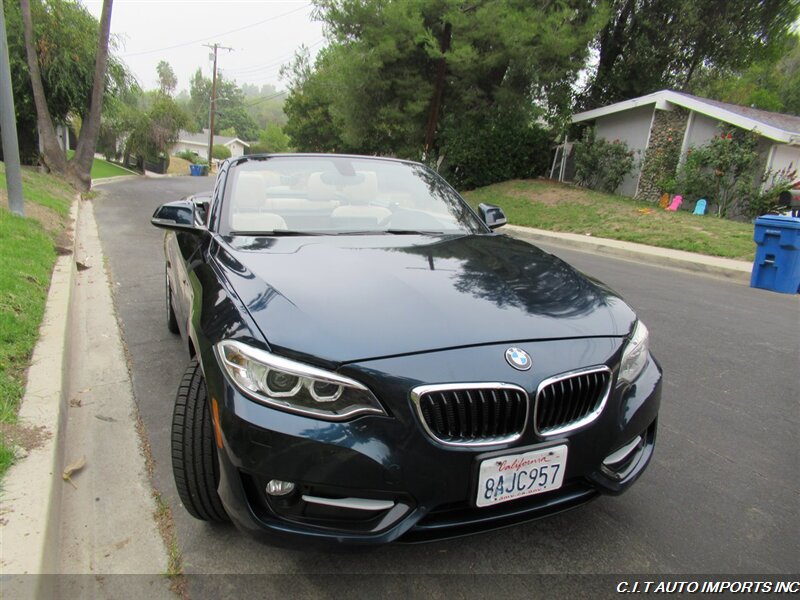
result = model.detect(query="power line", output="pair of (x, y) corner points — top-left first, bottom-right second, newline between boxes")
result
(222, 39), (324, 75)
(220, 66), (284, 87)
(122, 3), (311, 57)
(216, 90), (288, 115)
(220, 64), (282, 81)
(241, 90), (288, 109)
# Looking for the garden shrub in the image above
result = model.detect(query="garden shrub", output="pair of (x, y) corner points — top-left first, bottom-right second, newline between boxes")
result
(212, 144), (232, 160)
(573, 129), (636, 193)
(439, 113), (553, 190)
(748, 165), (798, 217)
(674, 129), (762, 219)
(175, 149), (200, 163)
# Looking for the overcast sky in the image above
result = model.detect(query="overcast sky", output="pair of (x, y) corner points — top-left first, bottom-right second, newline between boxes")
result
(83, 0), (325, 94)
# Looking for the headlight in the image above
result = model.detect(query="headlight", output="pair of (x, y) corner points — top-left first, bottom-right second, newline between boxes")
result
(216, 340), (385, 421)
(618, 321), (649, 383)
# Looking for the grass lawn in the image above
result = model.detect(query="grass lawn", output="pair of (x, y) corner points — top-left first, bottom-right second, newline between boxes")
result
(463, 179), (756, 261)
(65, 150), (137, 179)
(90, 157), (136, 179)
(0, 163), (73, 477)
(167, 155), (193, 176)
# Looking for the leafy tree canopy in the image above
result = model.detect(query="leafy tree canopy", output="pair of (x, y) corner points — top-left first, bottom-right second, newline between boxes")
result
(282, 46), (343, 153)
(284, 0), (602, 157)
(691, 33), (800, 116)
(3, 0), (130, 162)
(125, 93), (190, 162)
(185, 69), (259, 140)
(580, 0), (800, 109)
(253, 122), (291, 153)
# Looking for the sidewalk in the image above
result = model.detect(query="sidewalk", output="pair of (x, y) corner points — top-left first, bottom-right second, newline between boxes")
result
(1, 199), (172, 599)
(0, 210), (753, 594)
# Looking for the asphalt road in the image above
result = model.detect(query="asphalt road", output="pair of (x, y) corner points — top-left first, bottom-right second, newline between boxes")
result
(93, 176), (799, 596)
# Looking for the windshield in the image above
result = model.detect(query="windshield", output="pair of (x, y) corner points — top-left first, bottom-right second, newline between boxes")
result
(220, 156), (487, 236)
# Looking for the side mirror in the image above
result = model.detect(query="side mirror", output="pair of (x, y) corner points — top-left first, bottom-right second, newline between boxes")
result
(151, 199), (204, 233)
(478, 203), (507, 229)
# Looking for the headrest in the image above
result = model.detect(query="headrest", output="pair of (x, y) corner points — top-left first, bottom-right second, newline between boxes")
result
(233, 173), (266, 210)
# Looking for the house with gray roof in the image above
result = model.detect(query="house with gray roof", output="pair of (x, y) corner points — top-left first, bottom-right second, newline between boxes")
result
(555, 90), (800, 200)
(172, 129), (250, 161)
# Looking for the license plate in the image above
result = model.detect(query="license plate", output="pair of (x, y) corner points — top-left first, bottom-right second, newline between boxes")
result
(476, 444), (568, 508)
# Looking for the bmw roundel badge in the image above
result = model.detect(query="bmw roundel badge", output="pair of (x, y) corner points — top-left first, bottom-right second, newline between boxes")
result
(505, 347), (532, 371)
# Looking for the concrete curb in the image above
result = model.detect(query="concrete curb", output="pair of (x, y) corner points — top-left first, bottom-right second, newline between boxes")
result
(503, 224), (753, 284)
(1, 198), (79, 582)
(91, 174), (140, 187)
(54, 201), (171, 583)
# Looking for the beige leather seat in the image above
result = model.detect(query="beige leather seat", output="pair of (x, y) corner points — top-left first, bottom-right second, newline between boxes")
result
(233, 172), (267, 212)
(307, 172), (336, 202)
(331, 171), (391, 223)
(230, 172), (287, 231)
(258, 170), (282, 188)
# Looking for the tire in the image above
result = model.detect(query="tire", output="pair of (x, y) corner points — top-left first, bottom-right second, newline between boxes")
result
(171, 359), (229, 522)
(165, 268), (179, 334)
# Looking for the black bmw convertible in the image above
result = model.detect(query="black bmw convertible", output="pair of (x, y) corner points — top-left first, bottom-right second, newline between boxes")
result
(151, 154), (661, 544)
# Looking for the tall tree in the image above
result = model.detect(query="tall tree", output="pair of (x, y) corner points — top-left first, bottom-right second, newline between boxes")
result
(20, 0), (114, 189)
(125, 93), (188, 167)
(186, 68), (259, 140)
(1, 0), (128, 164)
(286, 0), (600, 157)
(282, 46), (343, 152)
(692, 33), (800, 116)
(581, 0), (800, 109)
(156, 60), (177, 96)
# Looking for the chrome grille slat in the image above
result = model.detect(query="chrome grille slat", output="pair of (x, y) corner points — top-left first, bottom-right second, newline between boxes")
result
(478, 389), (489, 437)
(534, 366), (612, 436)
(411, 383), (529, 447)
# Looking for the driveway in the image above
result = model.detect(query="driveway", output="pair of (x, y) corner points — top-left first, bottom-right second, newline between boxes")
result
(92, 177), (799, 596)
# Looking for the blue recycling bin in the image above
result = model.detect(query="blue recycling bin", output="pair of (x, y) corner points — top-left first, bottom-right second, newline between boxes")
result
(189, 164), (201, 176)
(750, 215), (800, 294)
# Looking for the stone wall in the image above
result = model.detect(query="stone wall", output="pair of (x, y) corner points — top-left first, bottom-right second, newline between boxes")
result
(635, 107), (689, 201)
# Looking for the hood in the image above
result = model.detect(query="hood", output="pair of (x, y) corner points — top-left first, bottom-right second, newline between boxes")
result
(214, 233), (636, 364)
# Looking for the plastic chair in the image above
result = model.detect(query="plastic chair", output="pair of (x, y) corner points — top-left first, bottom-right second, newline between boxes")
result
(665, 195), (682, 211)
(693, 199), (707, 215)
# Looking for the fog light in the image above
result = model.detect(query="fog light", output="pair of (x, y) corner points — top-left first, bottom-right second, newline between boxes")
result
(266, 479), (296, 496)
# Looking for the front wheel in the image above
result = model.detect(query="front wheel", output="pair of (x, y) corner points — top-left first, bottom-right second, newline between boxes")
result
(171, 359), (229, 522)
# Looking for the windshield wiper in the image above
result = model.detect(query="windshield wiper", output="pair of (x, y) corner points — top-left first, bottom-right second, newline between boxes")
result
(231, 229), (451, 237)
(384, 229), (445, 235)
(230, 230), (327, 236)
(330, 229), (446, 236)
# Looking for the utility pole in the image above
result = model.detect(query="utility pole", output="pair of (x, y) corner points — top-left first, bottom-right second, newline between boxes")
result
(0, 0), (24, 216)
(203, 43), (232, 175)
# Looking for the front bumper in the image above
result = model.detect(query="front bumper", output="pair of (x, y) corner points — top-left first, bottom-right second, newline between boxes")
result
(201, 338), (662, 544)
